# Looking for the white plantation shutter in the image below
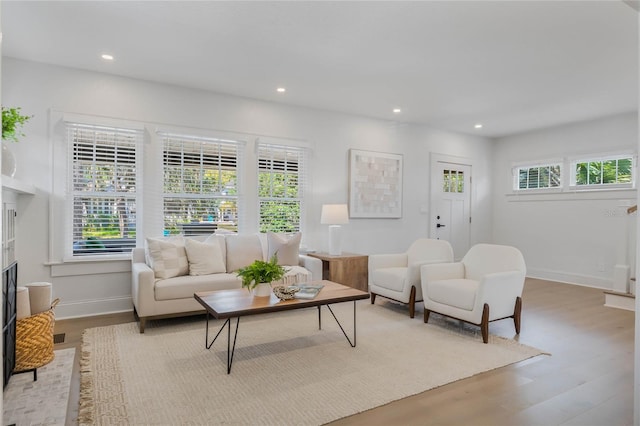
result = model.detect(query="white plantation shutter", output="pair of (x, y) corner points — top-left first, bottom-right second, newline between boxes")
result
(257, 143), (308, 233)
(67, 123), (141, 256)
(159, 132), (242, 235)
(514, 163), (561, 190)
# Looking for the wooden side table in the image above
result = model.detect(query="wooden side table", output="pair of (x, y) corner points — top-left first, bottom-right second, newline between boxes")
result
(307, 252), (368, 292)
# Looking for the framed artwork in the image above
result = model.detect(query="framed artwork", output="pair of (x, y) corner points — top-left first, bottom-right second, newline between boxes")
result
(349, 149), (403, 218)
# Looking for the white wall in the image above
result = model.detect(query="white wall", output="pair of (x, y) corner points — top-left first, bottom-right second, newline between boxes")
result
(492, 112), (638, 288)
(2, 58), (493, 318)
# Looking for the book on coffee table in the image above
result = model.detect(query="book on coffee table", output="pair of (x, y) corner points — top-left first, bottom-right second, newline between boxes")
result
(292, 284), (324, 299)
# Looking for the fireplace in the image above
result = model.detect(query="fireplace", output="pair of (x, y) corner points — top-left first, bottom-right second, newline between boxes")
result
(3, 261), (17, 388)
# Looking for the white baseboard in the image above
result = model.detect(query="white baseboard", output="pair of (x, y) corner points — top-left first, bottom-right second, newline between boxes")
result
(527, 268), (612, 290)
(55, 296), (133, 320)
(604, 292), (636, 312)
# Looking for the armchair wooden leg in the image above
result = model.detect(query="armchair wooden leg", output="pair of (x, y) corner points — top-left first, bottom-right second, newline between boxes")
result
(481, 304), (489, 344)
(408, 286), (416, 318)
(513, 296), (522, 334)
(139, 318), (146, 334)
(424, 309), (430, 323)
(370, 293), (377, 304)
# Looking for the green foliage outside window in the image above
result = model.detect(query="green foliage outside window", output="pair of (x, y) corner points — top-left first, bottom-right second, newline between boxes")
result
(575, 158), (632, 186)
(258, 169), (301, 233)
(259, 200), (300, 233)
(82, 213), (135, 238)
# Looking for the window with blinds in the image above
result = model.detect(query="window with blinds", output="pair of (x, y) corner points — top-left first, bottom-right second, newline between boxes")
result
(257, 143), (307, 233)
(68, 123), (141, 256)
(515, 163), (561, 190)
(160, 133), (241, 235)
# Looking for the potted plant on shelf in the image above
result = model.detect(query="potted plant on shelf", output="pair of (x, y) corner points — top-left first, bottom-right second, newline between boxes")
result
(2, 107), (32, 142)
(2, 106), (33, 177)
(236, 253), (288, 297)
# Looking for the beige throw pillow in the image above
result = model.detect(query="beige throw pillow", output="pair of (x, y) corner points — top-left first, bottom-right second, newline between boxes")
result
(146, 237), (189, 279)
(225, 234), (263, 272)
(184, 238), (226, 275)
(204, 234), (227, 267)
(267, 232), (301, 266)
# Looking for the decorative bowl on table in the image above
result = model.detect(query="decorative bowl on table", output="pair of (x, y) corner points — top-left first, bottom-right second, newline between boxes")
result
(273, 286), (300, 300)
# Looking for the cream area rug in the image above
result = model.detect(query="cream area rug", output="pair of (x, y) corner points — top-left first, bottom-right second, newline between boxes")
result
(79, 301), (544, 425)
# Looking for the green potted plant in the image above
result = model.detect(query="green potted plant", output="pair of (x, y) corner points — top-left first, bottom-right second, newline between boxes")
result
(2, 106), (33, 177)
(236, 253), (288, 297)
(2, 107), (32, 142)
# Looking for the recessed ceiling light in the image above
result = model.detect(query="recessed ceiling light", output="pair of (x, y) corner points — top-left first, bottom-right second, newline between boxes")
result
(101, 54), (114, 61)
(474, 123), (483, 129)
(276, 87), (286, 93)
(393, 108), (401, 113)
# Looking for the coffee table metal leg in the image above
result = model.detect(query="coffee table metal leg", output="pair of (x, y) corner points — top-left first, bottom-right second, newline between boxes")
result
(227, 317), (240, 374)
(318, 305), (322, 330)
(326, 300), (357, 347)
(204, 315), (241, 374)
(205, 315), (229, 350)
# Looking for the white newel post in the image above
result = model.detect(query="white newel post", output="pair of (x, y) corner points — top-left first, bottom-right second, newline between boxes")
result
(614, 207), (634, 293)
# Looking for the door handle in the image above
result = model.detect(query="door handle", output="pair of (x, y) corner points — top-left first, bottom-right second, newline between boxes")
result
(436, 223), (446, 228)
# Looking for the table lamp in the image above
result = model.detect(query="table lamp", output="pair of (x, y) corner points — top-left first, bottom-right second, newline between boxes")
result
(320, 204), (349, 255)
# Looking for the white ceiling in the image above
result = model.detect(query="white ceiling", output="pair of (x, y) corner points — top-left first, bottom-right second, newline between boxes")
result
(1, 1), (638, 138)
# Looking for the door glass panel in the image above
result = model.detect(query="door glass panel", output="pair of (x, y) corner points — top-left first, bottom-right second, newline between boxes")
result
(457, 171), (464, 193)
(443, 170), (464, 193)
(443, 170), (451, 192)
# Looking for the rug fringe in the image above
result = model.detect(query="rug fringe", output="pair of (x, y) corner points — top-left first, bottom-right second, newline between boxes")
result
(77, 328), (95, 425)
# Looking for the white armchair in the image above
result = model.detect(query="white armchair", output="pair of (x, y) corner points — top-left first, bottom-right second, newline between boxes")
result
(369, 239), (454, 318)
(421, 243), (526, 343)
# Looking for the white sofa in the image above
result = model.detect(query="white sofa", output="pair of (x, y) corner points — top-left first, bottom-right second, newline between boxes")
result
(131, 232), (322, 332)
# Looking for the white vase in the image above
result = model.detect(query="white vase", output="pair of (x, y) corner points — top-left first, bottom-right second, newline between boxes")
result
(252, 282), (272, 297)
(2, 141), (16, 177)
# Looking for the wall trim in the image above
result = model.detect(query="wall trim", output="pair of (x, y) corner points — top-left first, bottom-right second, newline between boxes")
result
(49, 259), (131, 277)
(55, 296), (133, 320)
(527, 268), (612, 290)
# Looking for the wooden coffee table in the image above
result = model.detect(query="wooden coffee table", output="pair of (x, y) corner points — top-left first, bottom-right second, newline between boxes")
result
(194, 280), (370, 374)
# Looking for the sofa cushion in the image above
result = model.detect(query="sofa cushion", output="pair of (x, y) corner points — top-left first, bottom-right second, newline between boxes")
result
(428, 278), (477, 311)
(371, 267), (407, 292)
(184, 237), (226, 275)
(146, 237), (189, 279)
(145, 235), (184, 266)
(204, 234), (227, 267)
(225, 234), (263, 272)
(267, 232), (301, 265)
(155, 273), (241, 301)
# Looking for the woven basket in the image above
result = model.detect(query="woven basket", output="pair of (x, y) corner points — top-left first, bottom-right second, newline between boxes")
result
(15, 298), (60, 372)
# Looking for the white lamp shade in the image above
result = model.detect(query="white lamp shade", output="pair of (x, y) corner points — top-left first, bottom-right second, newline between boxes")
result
(320, 204), (349, 225)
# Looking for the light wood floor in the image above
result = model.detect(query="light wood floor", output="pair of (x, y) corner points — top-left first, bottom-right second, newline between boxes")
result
(54, 278), (635, 425)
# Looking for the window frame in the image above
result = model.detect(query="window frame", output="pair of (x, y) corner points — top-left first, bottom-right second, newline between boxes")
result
(158, 132), (244, 236)
(512, 161), (562, 192)
(65, 122), (143, 259)
(569, 153), (636, 190)
(256, 142), (308, 234)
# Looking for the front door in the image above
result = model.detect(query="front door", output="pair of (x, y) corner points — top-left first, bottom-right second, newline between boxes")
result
(430, 156), (472, 260)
